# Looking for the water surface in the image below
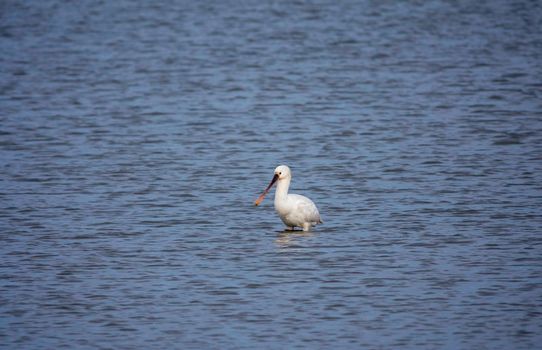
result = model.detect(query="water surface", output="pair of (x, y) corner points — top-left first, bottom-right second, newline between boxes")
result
(1, 0), (542, 349)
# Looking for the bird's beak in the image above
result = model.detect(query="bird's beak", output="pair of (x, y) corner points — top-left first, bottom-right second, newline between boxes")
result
(254, 174), (279, 206)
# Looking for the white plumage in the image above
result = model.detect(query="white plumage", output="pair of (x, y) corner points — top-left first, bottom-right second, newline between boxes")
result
(255, 165), (322, 231)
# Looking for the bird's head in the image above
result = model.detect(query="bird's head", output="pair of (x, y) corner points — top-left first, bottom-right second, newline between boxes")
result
(274, 165), (291, 180)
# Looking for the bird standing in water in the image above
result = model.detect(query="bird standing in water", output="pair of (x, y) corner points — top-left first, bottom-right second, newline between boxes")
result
(255, 165), (322, 231)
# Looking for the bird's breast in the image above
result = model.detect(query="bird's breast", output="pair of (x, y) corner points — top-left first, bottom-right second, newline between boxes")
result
(274, 198), (292, 217)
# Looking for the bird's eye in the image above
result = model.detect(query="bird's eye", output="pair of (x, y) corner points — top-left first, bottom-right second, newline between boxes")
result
(279, 172), (282, 175)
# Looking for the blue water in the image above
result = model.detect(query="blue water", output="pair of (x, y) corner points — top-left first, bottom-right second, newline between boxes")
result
(1, 0), (542, 348)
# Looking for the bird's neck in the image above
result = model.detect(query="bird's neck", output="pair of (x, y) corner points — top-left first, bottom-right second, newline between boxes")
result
(274, 177), (290, 202)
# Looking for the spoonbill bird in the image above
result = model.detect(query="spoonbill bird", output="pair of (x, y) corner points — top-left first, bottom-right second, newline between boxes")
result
(255, 165), (322, 231)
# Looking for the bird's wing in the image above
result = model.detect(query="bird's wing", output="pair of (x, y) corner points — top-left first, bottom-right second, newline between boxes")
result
(293, 194), (322, 224)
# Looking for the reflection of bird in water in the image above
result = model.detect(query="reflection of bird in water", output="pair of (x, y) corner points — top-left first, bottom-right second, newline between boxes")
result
(275, 231), (314, 247)
(255, 165), (322, 231)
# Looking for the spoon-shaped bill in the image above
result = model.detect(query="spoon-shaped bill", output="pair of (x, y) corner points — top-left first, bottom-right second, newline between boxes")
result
(254, 174), (279, 206)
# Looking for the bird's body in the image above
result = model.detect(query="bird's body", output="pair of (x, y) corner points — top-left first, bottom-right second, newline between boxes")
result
(255, 165), (322, 231)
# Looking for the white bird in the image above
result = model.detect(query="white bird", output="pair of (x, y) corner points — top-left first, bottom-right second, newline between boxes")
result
(255, 165), (322, 231)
